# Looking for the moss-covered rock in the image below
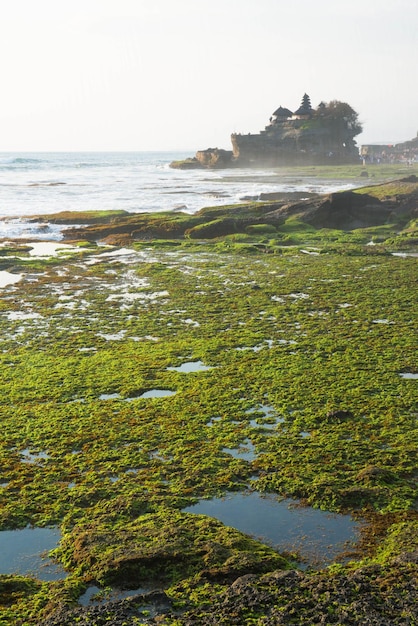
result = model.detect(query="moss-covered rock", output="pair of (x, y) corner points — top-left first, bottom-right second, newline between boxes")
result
(0, 575), (42, 607)
(55, 511), (289, 586)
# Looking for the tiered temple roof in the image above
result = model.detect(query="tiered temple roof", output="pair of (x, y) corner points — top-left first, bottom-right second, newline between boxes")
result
(293, 93), (313, 117)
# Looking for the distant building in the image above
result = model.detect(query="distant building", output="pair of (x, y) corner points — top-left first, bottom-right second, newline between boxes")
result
(361, 134), (418, 163)
(231, 93), (362, 166)
(291, 93), (313, 119)
(172, 93), (364, 169)
(269, 106), (293, 125)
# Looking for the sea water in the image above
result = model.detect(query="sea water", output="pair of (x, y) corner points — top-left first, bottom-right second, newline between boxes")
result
(0, 151), (358, 239)
(184, 492), (362, 567)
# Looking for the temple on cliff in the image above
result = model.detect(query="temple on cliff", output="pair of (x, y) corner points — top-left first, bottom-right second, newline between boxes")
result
(230, 93), (362, 166)
(171, 93), (364, 169)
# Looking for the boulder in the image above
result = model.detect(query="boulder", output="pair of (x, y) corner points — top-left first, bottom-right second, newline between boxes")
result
(195, 148), (234, 168)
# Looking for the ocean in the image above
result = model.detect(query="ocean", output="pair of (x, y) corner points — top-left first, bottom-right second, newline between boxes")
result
(0, 151), (358, 240)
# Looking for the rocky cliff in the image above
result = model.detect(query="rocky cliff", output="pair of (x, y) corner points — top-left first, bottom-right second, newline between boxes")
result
(231, 118), (360, 166)
(171, 94), (362, 169)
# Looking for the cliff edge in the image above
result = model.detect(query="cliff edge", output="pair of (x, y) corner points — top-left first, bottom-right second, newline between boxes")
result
(171, 93), (363, 169)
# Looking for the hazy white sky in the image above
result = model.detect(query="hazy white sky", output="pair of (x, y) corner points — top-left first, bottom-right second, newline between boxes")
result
(1, 0), (417, 151)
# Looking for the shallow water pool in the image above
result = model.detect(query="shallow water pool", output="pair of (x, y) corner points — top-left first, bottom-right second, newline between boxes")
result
(184, 491), (362, 567)
(167, 360), (212, 373)
(78, 585), (152, 606)
(0, 527), (65, 580)
(0, 270), (22, 288)
(139, 389), (176, 398)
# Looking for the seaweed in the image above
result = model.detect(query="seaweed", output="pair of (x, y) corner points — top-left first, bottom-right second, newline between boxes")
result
(0, 205), (416, 623)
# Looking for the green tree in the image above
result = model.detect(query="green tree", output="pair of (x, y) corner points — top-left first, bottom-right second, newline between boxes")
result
(315, 100), (363, 137)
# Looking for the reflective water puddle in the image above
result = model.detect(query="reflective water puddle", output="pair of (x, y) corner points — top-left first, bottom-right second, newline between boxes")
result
(79, 585), (152, 606)
(98, 389), (176, 401)
(0, 270), (22, 288)
(26, 242), (78, 257)
(222, 440), (257, 462)
(20, 449), (50, 464)
(139, 389), (176, 399)
(167, 361), (212, 373)
(184, 491), (362, 567)
(0, 527), (64, 580)
(246, 404), (284, 430)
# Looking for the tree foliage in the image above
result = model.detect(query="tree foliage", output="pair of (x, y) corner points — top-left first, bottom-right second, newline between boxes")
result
(315, 100), (363, 136)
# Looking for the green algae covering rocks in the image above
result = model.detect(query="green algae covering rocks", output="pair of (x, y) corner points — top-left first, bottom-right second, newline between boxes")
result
(55, 510), (289, 587)
(0, 206), (416, 624)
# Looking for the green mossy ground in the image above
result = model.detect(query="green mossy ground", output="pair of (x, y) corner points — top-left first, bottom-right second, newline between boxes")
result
(0, 183), (417, 624)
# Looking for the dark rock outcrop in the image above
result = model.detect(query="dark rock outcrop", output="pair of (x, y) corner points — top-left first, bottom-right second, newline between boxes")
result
(303, 191), (393, 230)
(195, 148), (234, 168)
(259, 190), (394, 230)
(41, 556), (418, 625)
(170, 148), (234, 170)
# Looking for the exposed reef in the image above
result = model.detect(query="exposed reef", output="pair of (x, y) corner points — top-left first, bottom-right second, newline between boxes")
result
(40, 551), (418, 625)
(30, 177), (418, 245)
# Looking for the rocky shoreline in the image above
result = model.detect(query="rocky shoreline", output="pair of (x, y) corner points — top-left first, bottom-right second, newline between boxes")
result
(0, 177), (417, 625)
(14, 175), (417, 247)
(41, 553), (418, 625)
